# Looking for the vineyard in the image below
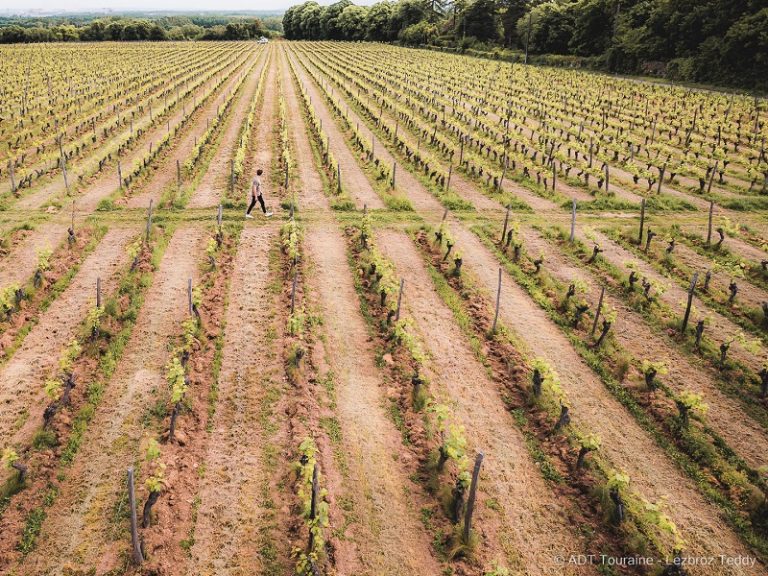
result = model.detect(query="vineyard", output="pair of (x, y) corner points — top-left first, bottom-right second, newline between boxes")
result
(0, 39), (767, 576)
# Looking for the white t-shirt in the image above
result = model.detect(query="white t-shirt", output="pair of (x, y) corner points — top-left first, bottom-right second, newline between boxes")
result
(252, 176), (262, 196)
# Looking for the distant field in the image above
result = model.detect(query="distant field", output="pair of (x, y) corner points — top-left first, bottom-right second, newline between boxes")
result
(1, 40), (767, 576)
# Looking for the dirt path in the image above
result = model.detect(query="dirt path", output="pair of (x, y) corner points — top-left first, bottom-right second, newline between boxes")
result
(287, 51), (385, 210)
(244, 47), (280, 215)
(15, 49), (254, 213)
(684, 224), (768, 264)
(583, 228), (764, 374)
(186, 225), (283, 575)
(306, 224), (440, 575)
(520, 225), (768, 471)
(288, 52), (762, 570)
(0, 226), (135, 446)
(19, 227), (206, 576)
(377, 229), (597, 575)
(278, 46), (327, 212)
(445, 222), (762, 575)
(126, 52), (261, 210)
(0, 222), (68, 287)
(665, 238), (768, 317)
(187, 50), (268, 209)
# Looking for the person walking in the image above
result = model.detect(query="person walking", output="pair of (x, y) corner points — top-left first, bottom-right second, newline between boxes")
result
(246, 169), (272, 218)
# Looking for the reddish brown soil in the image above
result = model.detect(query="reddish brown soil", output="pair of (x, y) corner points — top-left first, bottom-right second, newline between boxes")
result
(18, 227), (206, 575)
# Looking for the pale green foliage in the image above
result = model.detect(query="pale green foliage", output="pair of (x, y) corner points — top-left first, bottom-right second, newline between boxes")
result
(59, 338), (82, 374)
(608, 471), (630, 492)
(531, 358), (567, 409)
(0, 284), (19, 316)
(2, 447), (19, 468)
(44, 378), (62, 401)
(126, 239), (142, 262)
(677, 390), (709, 417)
(579, 433), (601, 452)
(86, 305), (104, 334)
(641, 360), (668, 377)
(36, 247), (52, 272)
(166, 357), (187, 404)
(293, 437), (329, 575)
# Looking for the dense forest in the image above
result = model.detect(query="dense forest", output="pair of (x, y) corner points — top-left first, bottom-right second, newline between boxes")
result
(283, 0), (768, 90)
(0, 14), (282, 43)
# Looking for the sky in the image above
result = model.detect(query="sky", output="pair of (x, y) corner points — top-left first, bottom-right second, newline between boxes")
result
(1, 0), (376, 13)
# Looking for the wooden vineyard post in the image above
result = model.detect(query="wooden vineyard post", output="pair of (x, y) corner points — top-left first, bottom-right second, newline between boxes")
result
(491, 268), (501, 334)
(217, 204), (223, 233)
(446, 164), (453, 191)
(230, 160), (235, 194)
(459, 137), (465, 165)
(706, 161), (718, 195)
(706, 200), (714, 245)
(96, 277), (102, 309)
(604, 164), (610, 195)
(552, 161), (557, 191)
(463, 452), (484, 543)
(391, 162), (397, 189)
(60, 144), (70, 196)
(8, 159), (16, 195)
(337, 164), (342, 193)
(145, 200), (153, 243)
(638, 198), (646, 245)
(681, 272), (699, 334)
(118, 160), (123, 190)
(127, 467), (144, 565)
(291, 273), (298, 315)
(395, 279), (405, 322)
(177, 160), (181, 188)
(591, 286), (605, 336)
(656, 163), (666, 194)
(500, 205), (510, 244)
(284, 165), (289, 192)
(570, 198), (576, 242)
(188, 278), (193, 316)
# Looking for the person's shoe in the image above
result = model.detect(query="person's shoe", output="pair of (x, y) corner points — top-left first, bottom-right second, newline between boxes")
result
(265, 212), (273, 218)
(245, 213), (254, 219)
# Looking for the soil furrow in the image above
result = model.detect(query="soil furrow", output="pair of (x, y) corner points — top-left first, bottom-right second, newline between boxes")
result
(186, 225), (281, 575)
(187, 51), (268, 209)
(19, 227), (206, 575)
(288, 52), (385, 210)
(306, 224), (440, 575)
(278, 47), (327, 212)
(520, 225), (768, 470)
(446, 222), (761, 575)
(126, 51), (261, 209)
(582, 228), (763, 374)
(0, 226), (135, 446)
(377, 228), (597, 576)
(0, 222), (68, 287)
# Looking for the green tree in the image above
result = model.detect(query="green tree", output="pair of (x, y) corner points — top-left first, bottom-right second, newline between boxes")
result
(338, 5), (369, 40)
(462, 0), (504, 43)
(516, 1), (575, 54)
(499, 0), (527, 47)
(365, 1), (398, 41)
(321, 0), (353, 39)
(569, 0), (612, 56)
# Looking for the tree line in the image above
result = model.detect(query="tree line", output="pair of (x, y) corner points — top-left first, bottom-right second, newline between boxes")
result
(0, 15), (280, 44)
(282, 0), (768, 90)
